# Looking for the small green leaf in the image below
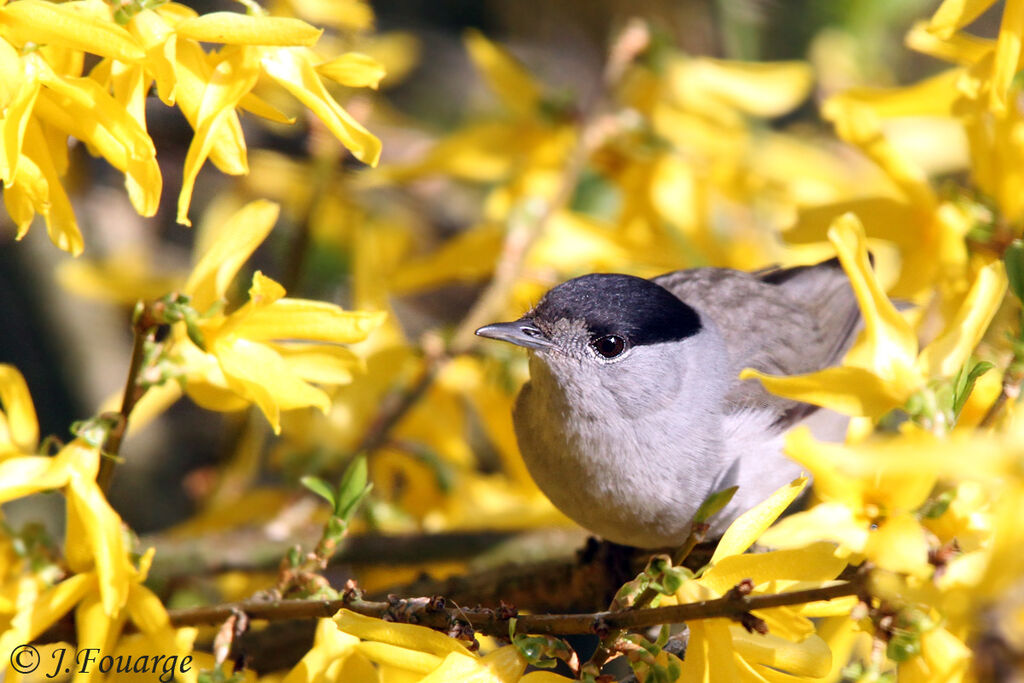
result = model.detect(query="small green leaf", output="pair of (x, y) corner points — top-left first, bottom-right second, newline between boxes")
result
(917, 490), (955, 520)
(1005, 239), (1024, 303)
(693, 485), (738, 524)
(886, 631), (922, 662)
(952, 359), (995, 419)
(300, 475), (336, 509)
(336, 455), (371, 520)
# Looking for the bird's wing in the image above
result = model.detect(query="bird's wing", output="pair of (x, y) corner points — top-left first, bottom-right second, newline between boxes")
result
(653, 258), (860, 427)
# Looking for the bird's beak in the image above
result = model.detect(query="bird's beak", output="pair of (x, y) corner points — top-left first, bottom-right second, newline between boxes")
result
(475, 319), (555, 350)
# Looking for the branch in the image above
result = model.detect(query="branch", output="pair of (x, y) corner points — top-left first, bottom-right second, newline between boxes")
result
(167, 575), (864, 638)
(97, 302), (161, 491)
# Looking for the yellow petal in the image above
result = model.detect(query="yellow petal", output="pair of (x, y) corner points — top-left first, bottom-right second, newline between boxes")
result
(21, 119), (83, 254)
(282, 618), (359, 683)
(335, 609), (474, 658)
(739, 366), (906, 419)
(464, 29), (541, 117)
(731, 629), (831, 678)
(417, 649), (525, 683)
(0, 71), (39, 185)
(678, 620), (741, 682)
(128, 9), (177, 104)
(123, 583), (173, 636)
(214, 337), (331, 433)
(238, 91), (295, 123)
(829, 213), (919, 376)
(683, 58), (813, 118)
(260, 48), (381, 166)
(176, 12), (322, 46)
(917, 260), (1006, 378)
(0, 364), (38, 453)
(355, 641), (442, 673)
(927, 0), (995, 38)
(233, 300), (386, 344)
(712, 477), (808, 563)
(864, 512), (932, 578)
(704, 542), (847, 594)
(0, 454), (71, 503)
(177, 46), (260, 226)
(989, 0), (1024, 113)
(184, 199), (279, 312)
(2, 163), (41, 238)
(0, 573), (93, 665)
(905, 22), (993, 65)
(0, 0), (145, 62)
(316, 52), (386, 89)
(272, 343), (363, 385)
(66, 466), (132, 613)
(0, 35), (23, 107)
(33, 55), (156, 163)
(172, 38), (249, 175)
(520, 673), (576, 682)
(74, 591), (115, 683)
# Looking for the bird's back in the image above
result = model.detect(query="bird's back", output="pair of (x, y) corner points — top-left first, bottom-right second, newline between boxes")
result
(654, 258), (860, 423)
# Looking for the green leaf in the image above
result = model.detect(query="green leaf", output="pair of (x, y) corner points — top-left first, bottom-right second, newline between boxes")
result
(693, 485), (738, 524)
(952, 359), (995, 419)
(917, 490), (955, 520)
(1005, 239), (1024, 303)
(300, 475), (336, 509)
(337, 455), (373, 521)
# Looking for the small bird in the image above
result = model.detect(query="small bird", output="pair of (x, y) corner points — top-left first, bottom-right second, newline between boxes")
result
(475, 259), (860, 548)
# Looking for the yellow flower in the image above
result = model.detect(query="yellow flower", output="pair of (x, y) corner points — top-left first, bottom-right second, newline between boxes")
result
(0, 439), (194, 681)
(743, 213), (1006, 423)
(174, 200), (385, 434)
(661, 479), (855, 681)
(0, 0), (383, 249)
(760, 427), (942, 579)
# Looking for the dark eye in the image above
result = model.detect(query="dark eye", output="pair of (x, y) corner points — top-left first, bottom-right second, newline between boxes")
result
(591, 334), (626, 358)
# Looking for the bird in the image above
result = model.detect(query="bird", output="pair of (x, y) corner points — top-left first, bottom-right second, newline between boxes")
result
(475, 259), (860, 548)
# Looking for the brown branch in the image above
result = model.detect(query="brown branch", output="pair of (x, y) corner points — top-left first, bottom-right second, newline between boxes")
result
(355, 359), (444, 455)
(167, 575), (864, 638)
(97, 304), (159, 491)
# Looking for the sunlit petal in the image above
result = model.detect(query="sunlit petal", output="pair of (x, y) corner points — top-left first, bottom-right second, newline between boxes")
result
(176, 12), (322, 46)
(917, 260), (1006, 378)
(183, 199), (280, 312)
(260, 48), (381, 166)
(177, 46), (260, 226)
(316, 52), (386, 89)
(712, 477), (808, 563)
(0, 0), (145, 62)
(0, 364), (38, 454)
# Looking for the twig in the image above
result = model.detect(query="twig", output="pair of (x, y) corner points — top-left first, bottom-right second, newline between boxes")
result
(165, 576), (864, 637)
(96, 303), (160, 491)
(356, 359), (444, 455)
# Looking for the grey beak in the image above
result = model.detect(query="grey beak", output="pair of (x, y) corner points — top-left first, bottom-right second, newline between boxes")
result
(475, 319), (555, 350)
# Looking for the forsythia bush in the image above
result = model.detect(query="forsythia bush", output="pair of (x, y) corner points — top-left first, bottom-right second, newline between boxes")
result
(0, 0), (1023, 681)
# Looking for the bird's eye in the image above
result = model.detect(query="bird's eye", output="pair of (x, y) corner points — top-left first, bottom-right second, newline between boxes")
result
(591, 334), (626, 358)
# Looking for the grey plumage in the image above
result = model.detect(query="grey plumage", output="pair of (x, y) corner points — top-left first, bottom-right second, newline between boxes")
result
(476, 259), (860, 548)
(654, 257), (860, 425)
